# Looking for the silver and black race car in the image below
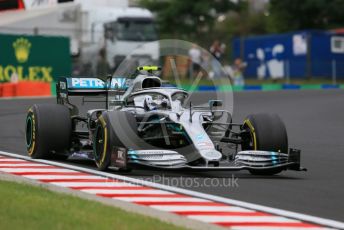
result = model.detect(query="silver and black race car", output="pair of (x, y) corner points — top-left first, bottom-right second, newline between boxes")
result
(25, 66), (306, 175)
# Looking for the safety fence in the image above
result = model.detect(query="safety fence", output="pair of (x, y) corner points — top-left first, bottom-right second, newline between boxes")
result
(0, 81), (51, 97)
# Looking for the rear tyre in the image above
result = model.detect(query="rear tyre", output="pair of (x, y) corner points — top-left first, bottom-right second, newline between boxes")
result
(26, 104), (72, 159)
(242, 113), (288, 175)
(93, 111), (137, 171)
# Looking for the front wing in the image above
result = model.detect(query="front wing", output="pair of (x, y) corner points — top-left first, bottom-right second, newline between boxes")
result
(109, 148), (306, 172)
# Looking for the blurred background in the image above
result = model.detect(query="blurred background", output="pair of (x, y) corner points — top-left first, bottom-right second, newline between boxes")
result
(1, 0), (344, 97)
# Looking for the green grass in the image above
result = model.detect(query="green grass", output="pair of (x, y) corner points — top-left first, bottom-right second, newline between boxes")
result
(0, 180), (185, 230)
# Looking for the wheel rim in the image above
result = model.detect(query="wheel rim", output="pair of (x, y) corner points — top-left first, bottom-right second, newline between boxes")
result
(242, 128), (254, 150)
(242, 119), (257, 150)
(94, 124), (105, 162)
(247, 128), (255, 149)
(26, 116), (33, 148)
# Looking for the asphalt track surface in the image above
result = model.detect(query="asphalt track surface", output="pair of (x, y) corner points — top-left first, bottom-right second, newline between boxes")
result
(1, 90), (344, 222)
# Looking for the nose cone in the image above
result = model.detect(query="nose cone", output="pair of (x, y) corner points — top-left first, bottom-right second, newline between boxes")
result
(200, 149), (222, 161)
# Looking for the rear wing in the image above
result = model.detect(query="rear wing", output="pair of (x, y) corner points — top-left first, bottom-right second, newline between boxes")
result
(56, 77), (131, 109)
(57, 77), (130, 96)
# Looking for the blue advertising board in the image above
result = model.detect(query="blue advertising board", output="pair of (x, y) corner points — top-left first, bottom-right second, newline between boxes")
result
(233, 30), (344, 79)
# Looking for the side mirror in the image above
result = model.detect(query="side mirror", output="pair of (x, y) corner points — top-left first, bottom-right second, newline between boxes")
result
(209, 100), (223, 108)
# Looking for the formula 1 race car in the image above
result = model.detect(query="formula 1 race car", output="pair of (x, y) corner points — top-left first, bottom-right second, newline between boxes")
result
(25, 66), (306, 175)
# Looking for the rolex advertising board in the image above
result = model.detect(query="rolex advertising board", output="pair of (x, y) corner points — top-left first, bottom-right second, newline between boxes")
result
(0, 33), (71, 83)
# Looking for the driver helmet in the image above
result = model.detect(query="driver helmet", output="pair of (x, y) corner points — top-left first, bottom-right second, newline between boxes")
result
(144, 95), (157, 111)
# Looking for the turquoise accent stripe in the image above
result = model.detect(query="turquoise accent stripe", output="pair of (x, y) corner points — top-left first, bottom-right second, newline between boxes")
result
(271, 152), (278, 165)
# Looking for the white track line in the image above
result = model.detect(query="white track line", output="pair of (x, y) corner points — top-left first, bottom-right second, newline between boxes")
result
(23, 175), (103, 180)
(188, 215), (299, 223)
(115, 197), (208, 202)
(80, 189), (173, 195)
(49, 182), (138, 187)
(0, 163), (49, 167)
(150, 205), (254, 212)
(0, 158), (26, 162)
(232, 228), (330, 230)
(0, 168), (76, 173)
(1, 150), (343, 229)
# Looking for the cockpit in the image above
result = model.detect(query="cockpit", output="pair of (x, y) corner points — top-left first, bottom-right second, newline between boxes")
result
(126, 91), (189, 111)
(127, 92), (171, 111)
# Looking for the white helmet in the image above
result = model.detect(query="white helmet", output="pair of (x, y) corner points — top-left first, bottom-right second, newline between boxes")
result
(143, 95), (157, 111)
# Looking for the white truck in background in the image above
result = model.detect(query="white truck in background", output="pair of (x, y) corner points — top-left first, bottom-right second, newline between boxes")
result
(0, 0), (159, 76)
(84, 4), (159, 71)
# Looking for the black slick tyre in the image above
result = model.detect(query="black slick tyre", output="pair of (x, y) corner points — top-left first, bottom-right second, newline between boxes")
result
(25, 104), (72, 159)
(93, 111), (138, 171)
(242, 113), (288, 175)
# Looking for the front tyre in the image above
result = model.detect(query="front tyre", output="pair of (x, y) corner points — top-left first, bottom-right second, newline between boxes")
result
(93, 111), (138, 171)
(93, 114), (111, 170)
(242, 113), (288, 175)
